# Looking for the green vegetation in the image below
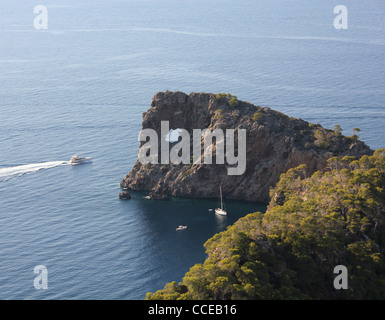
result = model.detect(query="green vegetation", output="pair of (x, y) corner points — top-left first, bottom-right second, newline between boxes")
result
(146, 150), (385, 300)
(228, 97), (239, 108)
(214, 109), (223, 120)
(314, 129), (331, 149)
(334, 124), (342, 136)
(216, 93), (234, 101)
(352, 128), (361, 141)
(216, 93), (240, 108)
(145, 163), (152, 170)
(251, 112), (262, 122)
(353, 127), (361, 135)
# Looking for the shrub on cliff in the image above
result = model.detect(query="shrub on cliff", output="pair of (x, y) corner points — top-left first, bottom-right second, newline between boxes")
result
(251, 112), (262, 122)
(314, 129), (331, 149)
(146, 149), (385, 300)
(216, 93), (239, 108)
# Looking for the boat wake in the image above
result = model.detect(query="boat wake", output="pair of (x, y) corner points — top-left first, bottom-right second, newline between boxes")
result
(0, 161), (68, 182)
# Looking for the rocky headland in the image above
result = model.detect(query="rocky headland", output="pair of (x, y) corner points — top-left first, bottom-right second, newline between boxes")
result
(120, 91), (372, 202)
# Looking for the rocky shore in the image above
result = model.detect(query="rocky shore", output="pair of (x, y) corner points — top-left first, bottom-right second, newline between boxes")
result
(120, 91), (372, 202)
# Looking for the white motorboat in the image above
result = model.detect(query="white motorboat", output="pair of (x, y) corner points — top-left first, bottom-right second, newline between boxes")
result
(69, 155), (93, 165)
(215, 186), (227, 216)
(176, 225), (187, 231)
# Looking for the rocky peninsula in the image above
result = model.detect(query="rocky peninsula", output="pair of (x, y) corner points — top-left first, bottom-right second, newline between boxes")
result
(120, 91), (372, 202)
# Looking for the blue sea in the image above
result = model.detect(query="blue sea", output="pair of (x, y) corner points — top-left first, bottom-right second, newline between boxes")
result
(0, 0), (384, 299)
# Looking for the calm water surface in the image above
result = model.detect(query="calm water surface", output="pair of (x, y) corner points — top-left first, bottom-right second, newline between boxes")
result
(0, 0), (384, 299)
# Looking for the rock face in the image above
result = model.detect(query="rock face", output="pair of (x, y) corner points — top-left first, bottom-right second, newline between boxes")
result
(119, 191), (131, 200)
(120, 91), (373, 202)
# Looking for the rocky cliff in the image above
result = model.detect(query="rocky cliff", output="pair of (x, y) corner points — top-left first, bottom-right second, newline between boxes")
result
(120, 91), (372, 202)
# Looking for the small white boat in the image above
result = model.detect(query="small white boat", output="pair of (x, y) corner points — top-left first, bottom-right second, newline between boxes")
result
(69, 155), (93, 165)
(176, 225), (187, 231)
(215, 186), (227, 216)
(215, 208), (227, 216)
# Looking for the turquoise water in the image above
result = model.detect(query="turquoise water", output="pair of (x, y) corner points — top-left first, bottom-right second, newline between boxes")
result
(0, 0), (384, 299)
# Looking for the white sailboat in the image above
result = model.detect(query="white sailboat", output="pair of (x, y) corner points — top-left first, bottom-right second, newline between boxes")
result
(215, 186), (227, 216)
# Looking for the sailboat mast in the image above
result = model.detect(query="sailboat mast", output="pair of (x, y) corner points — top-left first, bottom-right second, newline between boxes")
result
(220, 186), (223, 209)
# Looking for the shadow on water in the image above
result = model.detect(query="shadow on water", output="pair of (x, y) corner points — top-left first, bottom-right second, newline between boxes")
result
(118, 190), (267, 292)
(128, 191), (267, 234)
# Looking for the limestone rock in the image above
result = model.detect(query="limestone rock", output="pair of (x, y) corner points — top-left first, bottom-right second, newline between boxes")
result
(120, 91), (373, 203)
(119, 191), (131, 200)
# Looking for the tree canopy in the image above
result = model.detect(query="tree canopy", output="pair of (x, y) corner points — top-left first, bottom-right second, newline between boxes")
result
(146, 149), (385, 300)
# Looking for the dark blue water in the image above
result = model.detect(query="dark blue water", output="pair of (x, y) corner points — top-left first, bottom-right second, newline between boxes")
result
(0, 0), (384, 299)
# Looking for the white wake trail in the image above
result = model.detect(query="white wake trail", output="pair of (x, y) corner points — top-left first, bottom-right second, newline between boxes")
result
(0, 161), (68, 181)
